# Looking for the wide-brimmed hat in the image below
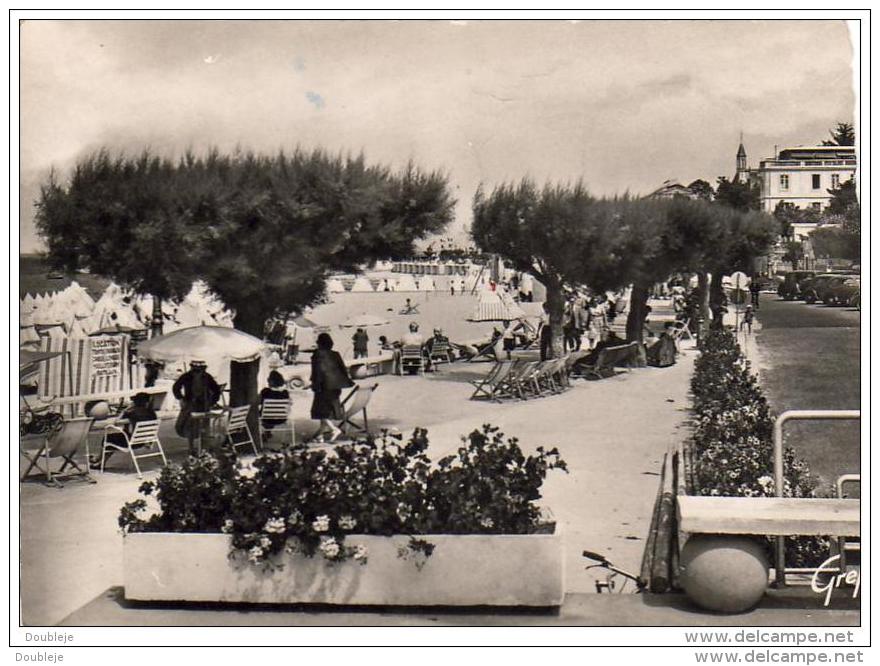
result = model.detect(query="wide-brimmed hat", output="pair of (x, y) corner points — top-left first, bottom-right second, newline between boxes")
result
(189, 359), (208, 368)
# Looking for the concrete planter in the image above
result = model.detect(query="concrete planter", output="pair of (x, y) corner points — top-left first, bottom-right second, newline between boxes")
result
(124, 526), (564, 607)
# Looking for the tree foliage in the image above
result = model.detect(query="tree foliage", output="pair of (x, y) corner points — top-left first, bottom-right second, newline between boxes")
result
(687, 179), (715, 201)
(714, 176), (761, 211)
(35, 148), (455, 334)
(821, 122), (855, 147)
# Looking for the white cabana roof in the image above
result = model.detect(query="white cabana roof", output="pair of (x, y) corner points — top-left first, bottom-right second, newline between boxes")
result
(326, 278), (346, 293)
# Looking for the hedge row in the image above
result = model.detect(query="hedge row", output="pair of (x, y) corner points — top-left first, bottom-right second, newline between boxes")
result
(689, 328), (830, 567)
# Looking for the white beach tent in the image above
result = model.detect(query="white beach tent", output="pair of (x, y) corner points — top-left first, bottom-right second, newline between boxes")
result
(394, 274), (417, 291)
(416, 277), (436, 292)
(326, 278), (346, 293)
(350, 276), (375, 292)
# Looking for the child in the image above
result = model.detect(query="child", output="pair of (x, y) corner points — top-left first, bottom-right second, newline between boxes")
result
(740, 305), (755, 334)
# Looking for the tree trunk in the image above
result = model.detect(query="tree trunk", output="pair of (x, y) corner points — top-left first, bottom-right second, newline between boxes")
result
(696, 271), (711, 341)
(709, 271), (726, 330)
(544, 284), (566, 359)
(150, 296), (164, 338)
(625, 281), (650, 367)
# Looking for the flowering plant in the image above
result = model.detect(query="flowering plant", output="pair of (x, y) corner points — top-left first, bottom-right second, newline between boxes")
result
(688, 328), (830, 566)
(119, 425), (567, 568)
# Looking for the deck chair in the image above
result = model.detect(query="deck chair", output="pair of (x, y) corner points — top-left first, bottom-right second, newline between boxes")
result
(399, 304), (421, 315)
(20, 416), (94, 486)
(260, 398), (294, 449)
(536, 358), (569, 394)
(465, 339), (500, 363)
(671, 318), (695, 344)
(399, 345), (426, 375)
(339, 383), (379, 436)
(226, 405), (259, 456)
(428, 340), (452, 370)
(469, 360), (517, 402)
(574, 342), (640, 380)
(509, 360), (543, 399)
(100, 419), (167, 479)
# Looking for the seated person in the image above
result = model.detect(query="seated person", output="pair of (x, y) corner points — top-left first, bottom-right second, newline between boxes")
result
(259, 370), (291, 435)
(425, 328), (451, 368)
(571, 331), (626, 370)
(90, 392), (158, 467)
(646, 322), (678, 368)
(400, 321), (424, 347)
(400, 298), (419, 315)
(378, 335), (395, 352)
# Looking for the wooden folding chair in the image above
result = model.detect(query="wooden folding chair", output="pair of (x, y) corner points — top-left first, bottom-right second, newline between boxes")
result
(100, 419), (167, 479)
(260, 398), (294, 449)
(399, 345), (426, 375)
(226, 405), (259, 456)
(428, 340), (452, 370)
(671, 318), (694, 343)
(20, 416), (94, 487)
(469, 360), (517, 401)
(339, 383), (379, 436)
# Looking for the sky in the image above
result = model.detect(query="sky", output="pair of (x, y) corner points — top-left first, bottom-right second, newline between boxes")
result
(18, 19), (856, 252)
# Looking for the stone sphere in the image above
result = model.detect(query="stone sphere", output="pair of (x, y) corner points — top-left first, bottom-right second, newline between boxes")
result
(86, 401), (111, 419)
(680, 534), (770, 613)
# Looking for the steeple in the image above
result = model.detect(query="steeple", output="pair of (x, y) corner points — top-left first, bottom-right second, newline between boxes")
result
(736, 132), (747, 182)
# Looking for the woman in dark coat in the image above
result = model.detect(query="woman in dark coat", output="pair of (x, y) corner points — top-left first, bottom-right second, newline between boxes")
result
(310, 332), (354, 442)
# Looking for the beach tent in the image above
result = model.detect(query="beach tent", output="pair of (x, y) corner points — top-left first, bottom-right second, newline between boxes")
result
(416, 277), (436, 292)
(326, 278), (346, 293)
(394, 274), (417, 291)
(468, 287), (526, 322)
(351, 276), (375, 292)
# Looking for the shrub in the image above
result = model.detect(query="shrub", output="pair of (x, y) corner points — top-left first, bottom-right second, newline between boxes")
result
(119, 425), (567, 568)
(689, 328), (830, 566)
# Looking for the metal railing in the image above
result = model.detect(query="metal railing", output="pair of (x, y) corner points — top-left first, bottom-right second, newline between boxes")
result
(773, 410), (861, 586)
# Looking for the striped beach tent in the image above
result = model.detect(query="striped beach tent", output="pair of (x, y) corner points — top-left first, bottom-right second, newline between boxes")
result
(468, 288), (526, 322)
(350, 276), (375, 292)
(394, 274), (417, 291)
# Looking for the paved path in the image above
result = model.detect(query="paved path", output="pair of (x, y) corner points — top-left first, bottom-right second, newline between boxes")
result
(20, 348), (696, 626)
(751, 296), (861, 488)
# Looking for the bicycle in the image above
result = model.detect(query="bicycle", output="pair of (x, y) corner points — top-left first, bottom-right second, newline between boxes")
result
(583, 550), (646, 594)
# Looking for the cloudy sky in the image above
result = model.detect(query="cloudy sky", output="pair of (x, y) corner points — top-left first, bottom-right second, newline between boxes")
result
(19, 19), (856, 252)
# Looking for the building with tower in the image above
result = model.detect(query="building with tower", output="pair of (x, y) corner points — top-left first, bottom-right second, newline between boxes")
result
(734, 139), (856, 214)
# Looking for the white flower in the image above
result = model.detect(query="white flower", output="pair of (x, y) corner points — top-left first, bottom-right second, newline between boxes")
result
(479, 516), (494, 529)
(319, 536), (340, 559)
(757, 475), (775, 491)
(312, 515), (331, 532)
(353, 544), (368, 561)
(260, 536), (272, 549)
(221, 519), (234, 534)
(287, 510), (302, 526)
(248, 546), (264, 563)
(339, 515), (357, 530)
(264, 517), (286, 534)
(396, 503), (412, 521)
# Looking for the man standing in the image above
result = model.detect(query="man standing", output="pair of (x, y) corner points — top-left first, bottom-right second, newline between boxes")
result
(749, 277), (761, 310)
(173, 360), (222, 455)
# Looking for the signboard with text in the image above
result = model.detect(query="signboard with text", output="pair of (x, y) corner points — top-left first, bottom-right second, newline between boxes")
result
(90, 336), (123, 379)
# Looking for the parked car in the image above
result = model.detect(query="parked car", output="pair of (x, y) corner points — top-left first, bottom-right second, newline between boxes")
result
(816, 275), (852, 305)
(802, 272), (859, 304)
(801, 274), (839, 304)
(824, 277), (861, 306)
(777, 270), (817, 300)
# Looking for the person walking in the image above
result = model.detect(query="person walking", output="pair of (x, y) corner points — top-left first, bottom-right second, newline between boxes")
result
(172, 360), (222, 455)
(539, 304), (553, 361)
(749, 278), (761, 310)
(352, 327), (369, 359)
(309, 333), (354, 443)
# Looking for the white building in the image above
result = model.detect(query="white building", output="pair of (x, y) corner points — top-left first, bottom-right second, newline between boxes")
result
(736, 142), (856, 215)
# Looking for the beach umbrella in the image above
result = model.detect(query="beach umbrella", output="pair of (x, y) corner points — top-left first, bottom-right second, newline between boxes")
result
(137, 325), (267, 367)
(292, 314), (319, 328)
(339, 313), (390, 328)
(20, 349), (63, 384)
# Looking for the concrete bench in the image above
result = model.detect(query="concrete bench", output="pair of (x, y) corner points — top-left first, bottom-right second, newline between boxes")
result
(678, 496), (860, 537)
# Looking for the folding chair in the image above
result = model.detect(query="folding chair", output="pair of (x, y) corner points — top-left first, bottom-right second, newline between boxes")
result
(512, 361), (545, 398)
(100, 419), (167, 479)
(399, 345), (426, 375)
(260, 398), (294, 449)
(226, 405), (259, 456)
(428, 340), (452, 370)
(671, 318), (694, 343)
(20, 416), (94, 487)
(469, 360), (517, 402)
(339, 383), (379, 436)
